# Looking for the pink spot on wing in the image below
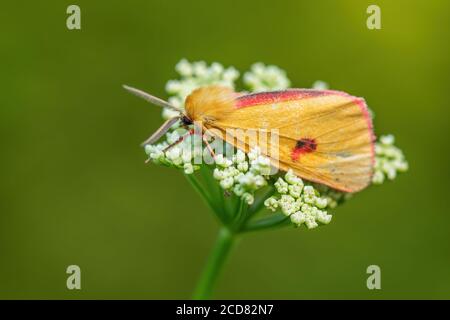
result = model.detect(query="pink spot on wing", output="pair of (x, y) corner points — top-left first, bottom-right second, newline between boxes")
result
(291, 138), (317, 161)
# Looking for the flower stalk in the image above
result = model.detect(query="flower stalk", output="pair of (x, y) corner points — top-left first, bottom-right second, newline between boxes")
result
(192, 227), (235, 300)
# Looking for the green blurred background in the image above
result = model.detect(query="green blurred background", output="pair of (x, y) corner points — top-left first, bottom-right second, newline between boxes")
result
(0, 0), (449, 299)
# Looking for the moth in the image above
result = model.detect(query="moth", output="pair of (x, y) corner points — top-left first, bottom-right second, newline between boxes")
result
(123, 84), (375, 193)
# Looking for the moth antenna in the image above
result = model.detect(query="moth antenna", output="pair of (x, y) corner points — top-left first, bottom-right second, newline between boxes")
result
(123, 84), (183, 113)
(141, 116), (180, 146)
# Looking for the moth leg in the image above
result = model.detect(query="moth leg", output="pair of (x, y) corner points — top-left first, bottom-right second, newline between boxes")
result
(162, 129), (194, 153)
(202, 135), (216, 158)
(145, 129), (193, 163)
(148, 131), (192, 163)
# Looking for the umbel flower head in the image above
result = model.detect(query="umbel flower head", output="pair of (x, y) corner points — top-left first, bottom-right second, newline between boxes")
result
(372, 134), (409, 184)
(142, 59), (408, 231)
(265, 170), (331, 229)
(243, 63), (290, 92)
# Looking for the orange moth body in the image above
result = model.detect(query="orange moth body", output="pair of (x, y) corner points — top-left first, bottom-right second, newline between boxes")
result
(184, 86), (375, 193)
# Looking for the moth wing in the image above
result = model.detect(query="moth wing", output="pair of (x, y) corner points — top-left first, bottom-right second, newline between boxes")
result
(209, 89), (375, 192)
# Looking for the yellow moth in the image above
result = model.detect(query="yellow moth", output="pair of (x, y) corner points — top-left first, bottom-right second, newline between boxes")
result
(124, 84), (375, 193)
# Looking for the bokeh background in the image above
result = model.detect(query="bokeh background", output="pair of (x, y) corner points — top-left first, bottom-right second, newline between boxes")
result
(1, 0), (449, 299)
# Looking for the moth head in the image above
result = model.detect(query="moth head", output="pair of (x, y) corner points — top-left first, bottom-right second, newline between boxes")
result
(180, 114), (193, 126)
(184, 85), (236, 124)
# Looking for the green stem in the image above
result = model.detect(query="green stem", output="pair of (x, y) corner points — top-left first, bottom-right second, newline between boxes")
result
(242, 213), (291, 233)
(185, 173), (212, 203)
(192, 227), (235, 299)
(185, 174), (227, 224)
(232, 199), (247, 231)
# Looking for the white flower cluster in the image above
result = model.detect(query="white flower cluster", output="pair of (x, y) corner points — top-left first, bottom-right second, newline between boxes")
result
(312, 80), (329, 90)
(264, 170), (331, 229)
(144, 129), (202, 175)
(243, 63), (290, 92)
(212, 148), (272, 205)
(373, 135), (409, 184)
(162, 59), (240, 119)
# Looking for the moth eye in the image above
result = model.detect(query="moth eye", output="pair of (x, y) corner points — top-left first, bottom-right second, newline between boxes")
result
(181, 116), (193, 126)
(291, 138), (317, 161)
